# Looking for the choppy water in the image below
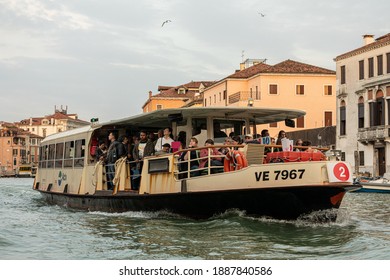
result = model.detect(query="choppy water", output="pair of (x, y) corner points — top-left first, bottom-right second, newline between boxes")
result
(0, 178), (389, 260)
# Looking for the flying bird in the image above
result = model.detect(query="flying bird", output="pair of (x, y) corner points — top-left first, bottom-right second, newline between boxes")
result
(258, 12), (265, 17)
(161, 20), (172, 27)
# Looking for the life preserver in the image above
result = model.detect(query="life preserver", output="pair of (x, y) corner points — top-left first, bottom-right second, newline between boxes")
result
(224, 152), (234, 172)
(224, 150), (248, 172)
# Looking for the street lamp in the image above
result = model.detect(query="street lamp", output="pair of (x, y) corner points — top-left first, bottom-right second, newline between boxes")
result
(248, 98), (254, 107)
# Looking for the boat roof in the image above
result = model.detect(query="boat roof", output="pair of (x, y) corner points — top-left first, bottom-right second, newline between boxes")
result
(105, 107), (306, 127)
(42, 107), (305, 143)
(42, 125), (92, 142)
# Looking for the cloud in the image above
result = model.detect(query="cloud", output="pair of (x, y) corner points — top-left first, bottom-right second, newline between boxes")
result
(0, 0), (389, 124)
(1, 0), (94, 30)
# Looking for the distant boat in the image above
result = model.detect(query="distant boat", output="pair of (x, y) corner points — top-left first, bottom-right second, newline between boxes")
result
(353, 176), (390, 193)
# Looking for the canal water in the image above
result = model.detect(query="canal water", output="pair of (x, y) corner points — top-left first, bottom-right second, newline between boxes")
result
(0, 177), (389, 260)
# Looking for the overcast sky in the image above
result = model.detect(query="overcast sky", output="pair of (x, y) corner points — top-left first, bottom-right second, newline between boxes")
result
(0, 0), (389, 123)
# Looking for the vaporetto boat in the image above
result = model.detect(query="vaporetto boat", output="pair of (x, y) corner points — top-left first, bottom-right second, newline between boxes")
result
(33, 107), (357, 220)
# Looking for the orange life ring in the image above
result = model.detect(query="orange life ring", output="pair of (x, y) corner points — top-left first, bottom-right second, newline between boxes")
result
(234, 150), (248, 170)
(224, 150), (248, 172)
(224, 152), (234, 172)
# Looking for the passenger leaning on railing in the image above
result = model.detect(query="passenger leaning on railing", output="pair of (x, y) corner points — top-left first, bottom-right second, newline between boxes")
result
(132, 130), (155, 190)
(182, 137), (200, 177)
(199, 139), (223, 174)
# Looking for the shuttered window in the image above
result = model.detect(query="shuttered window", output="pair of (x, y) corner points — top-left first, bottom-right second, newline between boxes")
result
(340, 106), (346, 135)
(358, 103), (364, 128)
(378, 55), (383, 75)
(359, 60), (364, 80)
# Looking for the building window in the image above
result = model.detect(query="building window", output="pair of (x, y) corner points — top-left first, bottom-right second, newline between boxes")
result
(358, 97), (364, 128)
(359, 151), (365, 166)
(219, 92), (221, 101)
(209, 97), (211, 105)
(359, 60), (364, 80)
(377, 55), (383, 75)
(387, 99), (390, 125)
(255, 86), (259, 100)
(214, 94), (216, 104)
(340, 101), (346, 136)
(368, 57), (374, 78)
(178, 88), (185, 94)
(296, 116), (304, 128)
(269, 84), (278, 95)
(204, 99), (207, 107)
(296, 85), (304, 95)
(156, 104), (162, 110)
(13, 149), (18, 156)
(250, 88), (253, 98)
(42, 128), (47, 138)
(341, 65), (346, 84)
(370, 91), (385, 126)
(324, 85), (332, 95)
(324, 111), (333, 126)
(223, 90), (226, 100)
(387, 53), (390, 74)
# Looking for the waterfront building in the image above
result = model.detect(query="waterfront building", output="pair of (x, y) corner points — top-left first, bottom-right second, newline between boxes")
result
(15, 106), (89, 138)
(203, 59), (336, 138)
(0, 122), (43, 177)
(334, 33), (390, 177)
(142, 81), (215, 112)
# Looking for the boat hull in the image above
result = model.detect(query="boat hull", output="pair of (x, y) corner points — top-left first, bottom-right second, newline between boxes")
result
(37, 185), (350, 220)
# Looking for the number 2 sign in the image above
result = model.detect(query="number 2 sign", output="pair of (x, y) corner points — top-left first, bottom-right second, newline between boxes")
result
(327, 162), (352, 183)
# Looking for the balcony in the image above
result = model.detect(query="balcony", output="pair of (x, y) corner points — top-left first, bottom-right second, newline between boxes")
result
(358, 125), (390, 143)
(228, 91), (261, 105)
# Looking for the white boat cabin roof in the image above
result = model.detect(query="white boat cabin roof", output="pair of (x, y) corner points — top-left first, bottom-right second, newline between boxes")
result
(106, 107), (305, 128)
(42, 107), (305, 143)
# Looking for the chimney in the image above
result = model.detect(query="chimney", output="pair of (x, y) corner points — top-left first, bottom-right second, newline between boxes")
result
(148, 91), (152, 98)
(363, 34), (375, 45)
(240, 63), (245, 71)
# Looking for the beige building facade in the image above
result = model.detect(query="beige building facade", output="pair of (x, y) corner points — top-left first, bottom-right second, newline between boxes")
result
(335, 33), (390, 177)
(0, 122), (42, 176)
(142, 81), (215, 112)
(203, 59), (336, 139)
(16, 106), (89, 138)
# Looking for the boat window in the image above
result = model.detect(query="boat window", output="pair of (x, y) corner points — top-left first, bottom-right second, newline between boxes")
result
(47, 144), (55, 168)
(55, 142), (64, 168)
(64, 141), (75, 168)
(213, 120), (245, 143)
(191, 118), (207, 146)
(39, 145), (47, 168)
(74, 139), (85, 167)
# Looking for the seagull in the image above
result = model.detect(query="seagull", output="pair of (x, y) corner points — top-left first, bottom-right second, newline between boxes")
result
(161, 20), (172, 27)
(258, 12), (265, 17)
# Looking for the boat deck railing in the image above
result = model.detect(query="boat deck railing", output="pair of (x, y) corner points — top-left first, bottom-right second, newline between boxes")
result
(97, 143), (328, 192)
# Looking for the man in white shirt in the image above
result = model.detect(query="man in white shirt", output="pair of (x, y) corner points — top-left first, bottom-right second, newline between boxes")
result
(155, 127), (174, 152)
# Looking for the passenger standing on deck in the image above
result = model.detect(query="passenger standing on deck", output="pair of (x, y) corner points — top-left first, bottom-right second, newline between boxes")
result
(183, 137), (200, 177)
(132, 130), (155, 190)
(199, 139), (223, 173)
(118, 135), (130, 160)
(155, 127), (174, 152)
(105, 132), (125, 190)
(95, 141), (107, 162)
